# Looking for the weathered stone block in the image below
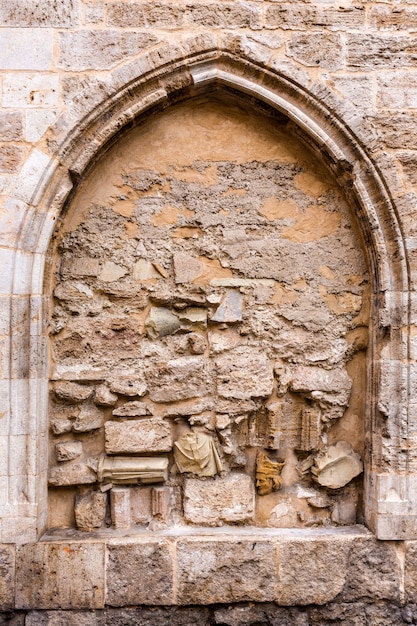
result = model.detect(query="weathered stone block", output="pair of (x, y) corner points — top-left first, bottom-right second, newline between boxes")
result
(106, 539), (174, 606)
(265, 5), (365, 32)
(183, 474), (255, 525)
(404, 542), (417, 602)
(55, 441), (82, 462)
(213, 604), (308, 626)
(185, 2), (262, 30)
(0, 113), (23, 141)
(0, 144), (23, 173)
(177, 538), (276, 604)
(0, 545), (15, 609)
(75, 491), (107, 531)
(48, 463), (97, 486)
(16, 543), (105, 609)
(147, 356), (208, 402)
(108, 376), (147, 397)
(276, 537), (350, 605)
(290, 366), (352, 406)
(215, 349), (274, 400)
(105, 419), (172, 454)
(54, 381), (92, 404)
(110, 488), (131, 529)
(72, 404), (103, 432)
(112, 401), (151, 418)
(286, 33), (343, 70)
(94, 385), (118, 407)
(107, 2), (184, 28)
(0, 0), (79, 27)
(2, 73), (59, 108)
(58, 31), (159, 70)
(347, 34), (417, 68)
(0, 29), (54, 70)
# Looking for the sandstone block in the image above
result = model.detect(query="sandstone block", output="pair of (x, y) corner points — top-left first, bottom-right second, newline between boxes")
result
(16, 542), (105, 609)
(108, 376), (147, 397)
(276, 537), (349, 605)
(0, 545), (15, 609)
(173, 252), (204, 284)
(55, 441), (82, 462)
(0, 0), (79, 27)
(286, 33), (343, 70)
(94, 385), (118, 407)
(216, 349), (274, 400)
(213, 604), (308, 626)
(2, 73), (59, 108)
(0, 113), (23, 141)
(54, 381), (92, 404)
(112, 401), (151, 418)
(58, 31), (159, 70)
(177, 538), (276, 604)
(347, 34), (417, 68)
(183, 474), (255, 525)
(185, 2), (262, 30)
(48, 463), (97, 486)
(25, 611), (102, 626)
(290, 366), (352, 406)
(147, 356), (208, 402)
(105, 419), (172, 454)
(75, 491), (107, 531)
(110, 488), (131, 529)
(106, 539), (174, 606)
(26, 109), (58, 143)
(377, 72), (417, 109)
(0, 29), (54, 70)
(0, 144), (23, 173)
(107, 2), (184, 28)
(72, 404), (103, 432)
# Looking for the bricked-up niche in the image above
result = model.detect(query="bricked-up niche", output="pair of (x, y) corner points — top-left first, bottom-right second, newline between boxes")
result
(47, 95), (369, 531)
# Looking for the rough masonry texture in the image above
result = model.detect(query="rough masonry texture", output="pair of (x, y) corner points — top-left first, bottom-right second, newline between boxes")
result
(2, 0), (417, 623)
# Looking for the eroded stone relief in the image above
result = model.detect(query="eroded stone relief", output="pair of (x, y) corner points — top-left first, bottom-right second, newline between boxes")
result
(47, 96), (368, 531)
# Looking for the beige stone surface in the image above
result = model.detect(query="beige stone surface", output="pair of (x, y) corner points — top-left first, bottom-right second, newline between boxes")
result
(16, 542), (105, 609)
(105, 419), (172, 454)
(106, 539), (174, 606)
(0, 544), (15, 609)
(177, 538), (276, 604)
(183, 474), (255, 525)
(74, 491), (107, 531)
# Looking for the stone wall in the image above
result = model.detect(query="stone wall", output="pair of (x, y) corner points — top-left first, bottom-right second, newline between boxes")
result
(2, 0), (417, 621)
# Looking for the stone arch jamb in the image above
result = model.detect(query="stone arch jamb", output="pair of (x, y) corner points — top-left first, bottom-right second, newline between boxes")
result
(1, 50), (411, 542)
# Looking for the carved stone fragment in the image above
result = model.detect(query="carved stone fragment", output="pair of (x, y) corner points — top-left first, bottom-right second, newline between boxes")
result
(98, 455), (169, 484)
(104, 419), (172, 454)
(311, 441), (363, 489)
(174, 431), (222, 476)
(152, 486), (171, 521)
(75, 490), (107, 531)
(256, 451), (285, 495)
(110, 487), (131, 529)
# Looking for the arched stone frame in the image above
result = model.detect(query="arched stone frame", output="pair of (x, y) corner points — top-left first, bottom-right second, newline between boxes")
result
(0, 43), (412, 543)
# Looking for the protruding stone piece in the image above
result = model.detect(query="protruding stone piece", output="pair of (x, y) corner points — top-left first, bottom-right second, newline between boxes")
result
(54, 382), (92, 404)
(311, 441), (363, 489)
(145, 306), (180, 338)
(98, 455), (169, 484)
(108, 376), (147, 397)
(173, 252), (204, 283)
(152, 486), (171, 521)
(48, 463), (97, 486)
(72, 404), (103, 432)
(110, 487), (131, 529)
(75, 490), (107, 531)
(211, 289), (243, 323)
(174, 431), (222, 476)
(94, 385), (118, 407)
(55, 441), (83, 462)
(104, 419), (172, 454)
(112, 401), (151, 418)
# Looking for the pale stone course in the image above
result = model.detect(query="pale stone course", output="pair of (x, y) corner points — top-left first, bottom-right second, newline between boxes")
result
(0, 30), (54, 70)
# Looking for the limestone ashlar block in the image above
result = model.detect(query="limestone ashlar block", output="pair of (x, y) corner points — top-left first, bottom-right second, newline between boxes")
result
(104, 418), (172, 454)
(146, 356), (208, 403)
(48, 462), (97, 486)
(401, 541), (417, 603)
(183, 474), (255, 525)
(177, 538), (276, 605)
(16, 542), (105, 609)
(0, 544), (15, 610)
(276, 536), (350, 605)
(215, 349), (274, 400)
(0, 29), (54, 70)
(106, 539), (174, 606)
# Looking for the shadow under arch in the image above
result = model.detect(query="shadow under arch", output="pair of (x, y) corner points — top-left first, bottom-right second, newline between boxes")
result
(22, 50), (413, 540)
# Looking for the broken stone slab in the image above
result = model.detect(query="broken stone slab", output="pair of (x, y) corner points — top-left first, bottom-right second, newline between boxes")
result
(55, 441), (83, 462)
(146, 356), (208, 403)
(50, 417), (73, 435)
(133, 259), (163, 280)
(99, 456), (169, 485)
(48, 463), (97, 486)
(290, 366), (352, 407)
(178, 306), (208, 329)
(72, 404), (103, 432)
(211, 289), (243, 323)
(145, 306), (180, 338)
(98, 261), (128, 282)
(183, 473), (255, 525)
(210, 278), (275, 288)
(94, 385), (118, 407)
(173, 252), (204, 283)
(108, 376), (147, 397)
(75, 490), (107, 531)
(311, 441), (363, 489)
(112, 401), (151, 418)
(53, 381), (92, 404)
(160, 399), (213, 418)
(216, 348), (274, 400)
(104, 419), (172, 454)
